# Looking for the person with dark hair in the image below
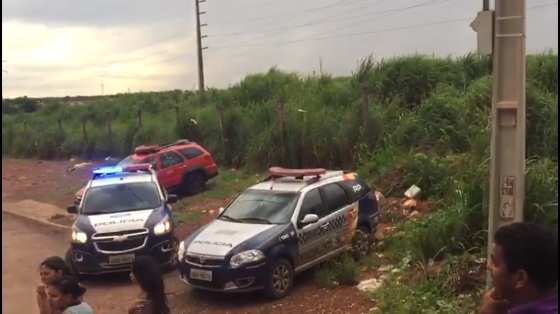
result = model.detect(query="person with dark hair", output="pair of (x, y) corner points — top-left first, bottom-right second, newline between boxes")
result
(128, 256), (170, 314)
(46, 275), (93, 314)
(481, 222), (558, 314)
(37, 256), (73, 314)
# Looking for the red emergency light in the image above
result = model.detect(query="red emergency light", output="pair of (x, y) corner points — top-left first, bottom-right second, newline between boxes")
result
(268, 167), (326, 179)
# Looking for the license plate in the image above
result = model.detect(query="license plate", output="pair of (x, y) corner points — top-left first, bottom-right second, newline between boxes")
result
(190, 268), (212, 282)
(108, 254), (135, 265)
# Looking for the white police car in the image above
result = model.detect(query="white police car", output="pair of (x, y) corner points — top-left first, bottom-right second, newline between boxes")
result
(177, 167), (380, 298)
(66, 164), (178, 276)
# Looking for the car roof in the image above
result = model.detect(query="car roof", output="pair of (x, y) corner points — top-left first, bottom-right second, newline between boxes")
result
(130, 142), (203, 160)
(249, 171), (346, 193)
(89, 172), (154, 188)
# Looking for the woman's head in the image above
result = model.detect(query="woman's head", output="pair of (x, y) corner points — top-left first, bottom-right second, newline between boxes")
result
(131, 256), (169, 314)
(39, 256), (71, 284)
(46, 275), (86, 310)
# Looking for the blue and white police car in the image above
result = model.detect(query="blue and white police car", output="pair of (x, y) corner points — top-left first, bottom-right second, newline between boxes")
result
(66, 164), (178, 276)
(177, 167), (380, 298)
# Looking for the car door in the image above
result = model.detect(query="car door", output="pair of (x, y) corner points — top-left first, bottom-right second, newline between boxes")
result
(296, 188), (330, 266)
(318, 183), (356, 253)
(157, 151), (186, 189)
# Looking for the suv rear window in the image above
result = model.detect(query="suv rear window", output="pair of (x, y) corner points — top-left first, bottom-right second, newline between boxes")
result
(160, 151), (184, 168)
(179, 147), (203, 159)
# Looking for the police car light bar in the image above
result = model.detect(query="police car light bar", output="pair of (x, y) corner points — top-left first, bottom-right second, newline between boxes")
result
(92, 166), (123, 176)
(268, 167), (326, 179)
(92, 164), (152, 178)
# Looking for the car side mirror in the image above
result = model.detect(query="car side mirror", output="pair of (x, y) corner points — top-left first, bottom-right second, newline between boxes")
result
(67, 205), (78, 214)
(218, 207), (225, 214)
(167, 194), (178, 204)
(300, 214), (319, 226)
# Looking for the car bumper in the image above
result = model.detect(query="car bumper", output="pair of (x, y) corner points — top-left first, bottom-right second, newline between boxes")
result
(178, 259), (268, 292)
(69, 234), (176, 275)
(206, 166), (218, 179)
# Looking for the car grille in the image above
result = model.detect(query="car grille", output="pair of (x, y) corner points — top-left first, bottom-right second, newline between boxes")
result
(92, 228), (149, 253)
(185, 255), (224, 268)
(95, 237), (146, 252)
(92, 229), (147, 238)
(188, 278), (223, 290)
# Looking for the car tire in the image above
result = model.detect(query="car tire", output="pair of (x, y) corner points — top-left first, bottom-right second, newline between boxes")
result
(264, 258), (294, 299)
(183, 172), (206, 195)
(65, 249), (84, 281)
(352, 226), (371, 260)
(162, 237), (179, 273)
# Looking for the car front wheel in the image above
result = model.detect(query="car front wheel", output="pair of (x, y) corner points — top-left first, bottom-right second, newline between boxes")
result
(264, 258), (293, 299)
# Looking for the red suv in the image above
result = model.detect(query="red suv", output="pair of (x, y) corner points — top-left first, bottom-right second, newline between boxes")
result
(75, 139), (218, 202)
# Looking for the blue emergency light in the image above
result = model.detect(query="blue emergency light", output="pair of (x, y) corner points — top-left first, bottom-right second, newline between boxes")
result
(92, 166), (123, 176)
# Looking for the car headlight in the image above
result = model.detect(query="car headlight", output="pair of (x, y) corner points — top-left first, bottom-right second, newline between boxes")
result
(178, 241), (186, 260)
(71, 228), (87, 244)
(154, 216), (172, 235)
(230, 250), (265, 269)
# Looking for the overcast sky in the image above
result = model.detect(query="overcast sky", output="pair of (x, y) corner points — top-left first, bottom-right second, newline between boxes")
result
(2, 0), (558, 98)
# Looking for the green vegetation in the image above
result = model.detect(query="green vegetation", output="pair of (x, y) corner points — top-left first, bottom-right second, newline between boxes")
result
(172, 210), (202, 224)
(3, 52), (557, 313)
(314, 254), (361, 288)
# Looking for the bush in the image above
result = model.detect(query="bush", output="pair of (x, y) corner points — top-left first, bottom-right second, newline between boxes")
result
(371, 258), (482, 314)
(525, 158), (558, 226)
(314, 254), (360, 288)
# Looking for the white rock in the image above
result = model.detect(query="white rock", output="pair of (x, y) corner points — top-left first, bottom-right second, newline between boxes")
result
(357, 278), (383, 292)
(378, 265), (393, 272)
(404, 185), (421, 198)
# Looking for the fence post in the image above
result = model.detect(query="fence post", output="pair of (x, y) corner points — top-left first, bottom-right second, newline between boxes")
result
(217, 104), (228, 165)
(105, 111), (112, 137)
(137, 109), (143, 128)
(82, 118), (88, 144)
(276, 102), (287, 164)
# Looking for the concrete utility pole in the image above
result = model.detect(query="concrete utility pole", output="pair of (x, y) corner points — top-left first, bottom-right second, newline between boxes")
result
(195, 0), (208, 93)
(2, 60), (6, 103)
(472, 0), (526, 286)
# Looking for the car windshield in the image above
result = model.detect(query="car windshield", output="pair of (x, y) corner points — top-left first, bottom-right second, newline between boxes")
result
(220, 190), (298, 224)
(82, 182), (162, 214)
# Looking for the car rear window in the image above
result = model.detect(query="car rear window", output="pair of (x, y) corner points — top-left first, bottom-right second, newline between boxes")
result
(178, 147), (203, 159)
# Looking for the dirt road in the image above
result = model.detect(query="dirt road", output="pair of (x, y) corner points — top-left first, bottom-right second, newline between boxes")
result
(2, 213), (186, 314)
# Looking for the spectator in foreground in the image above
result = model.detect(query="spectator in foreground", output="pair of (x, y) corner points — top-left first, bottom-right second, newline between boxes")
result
(47, 275), (93, 314)
(128, 256), (170, 314)
(37, 256), (73, 314)
(480, 222), (558, 314)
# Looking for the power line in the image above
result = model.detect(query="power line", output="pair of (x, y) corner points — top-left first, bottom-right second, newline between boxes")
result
(204, 1), (557, 61)
(209, 0), (444, 38)
(210, 0), (368, 29)
(207, 2), (558, 53)
(208, 0), (453, 49)
(208, 16), (471, 53)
